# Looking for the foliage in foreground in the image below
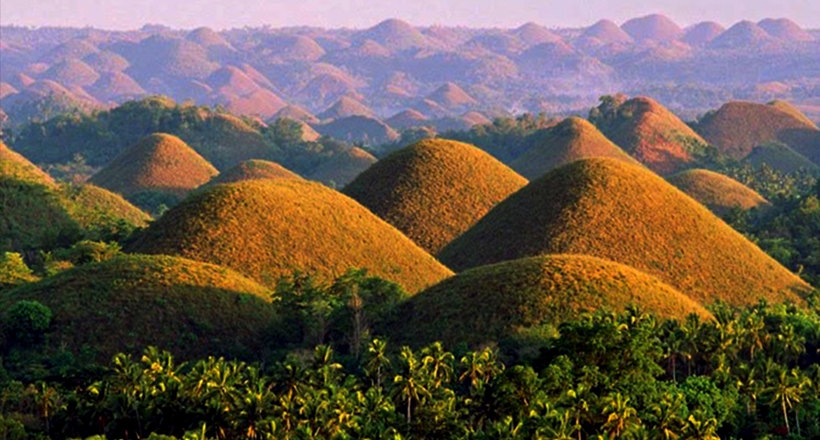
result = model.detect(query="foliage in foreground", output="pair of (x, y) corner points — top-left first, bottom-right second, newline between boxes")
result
(2, 303), (819, 439)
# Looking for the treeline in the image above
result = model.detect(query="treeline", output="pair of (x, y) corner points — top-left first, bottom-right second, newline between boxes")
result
(2, 302), (820, 439)
(3, 96), (355, 177)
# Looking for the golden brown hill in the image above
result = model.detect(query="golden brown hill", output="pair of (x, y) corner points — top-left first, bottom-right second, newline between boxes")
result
(438, 158), (810, 306)
(90, 133), (218, 199)
(206, 159), (302, 185)
(344, 139), (527, 254)
(389, 254), (711, 347)
(591, 96), (709, 175)
(510, 117), (639, 179)
(61, 183), (150, 227)
(126, 179), (453, 293)
(0, 141), (55, 186)
(0, 254), (274, 363)
(695, 101), (819, 160)
(768, 100), (818, 128)
(309, 147), (377, 188)
(667, 169), (770, 216)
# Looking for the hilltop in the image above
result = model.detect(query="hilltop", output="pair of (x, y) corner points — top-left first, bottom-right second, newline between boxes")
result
(743, 142), (819, 173)
(89, 133), (218, 200)
(206, 159), (302, 186)
(344, 138), (527, 254)
(510, 116), (639, 179)
(694, 100), (819, 160)
(388, 254), (711, 347)
(125, 179), (453, 293)
(309, 147), (377, 188)
(621, 14), (684, 42)
(667, 169), (770, 216)
(1, 254), (275, 363)
(0, 141), (55, 186)
(590, 95), (710, 175)
(438, 158), (810, 306)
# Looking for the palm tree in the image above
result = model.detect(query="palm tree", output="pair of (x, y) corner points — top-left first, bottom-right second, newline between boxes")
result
(601, 393), (639, 439)
(764, 365), (810, 435)
(363, 338), (391, 388)
(393, 346), (430, 424)
(681, 415), (719, 440)
(421, 342), (455, 388)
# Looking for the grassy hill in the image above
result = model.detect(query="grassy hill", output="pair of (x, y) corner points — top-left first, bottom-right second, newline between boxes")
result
(90, 133), (218, 201)
(0, 141), (55, 186)
(1, 254), (275, 363)
(743, 142), (819, 173)
(126, 179), (453, 293)
(694, 100), (819, 160)
(590, 96), (710, 175)
(388, 254), (711, 347)
(60, 183), (151, 230)
(206, 159), (302, 186)
(309, 147), (377, 188)
(510, 117), (639, 179)
(438, 158), (811, 306)
(667, 169), (770, 216)
(344, 138), (527, 254)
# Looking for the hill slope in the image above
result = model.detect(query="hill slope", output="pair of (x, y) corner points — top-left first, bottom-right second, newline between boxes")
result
(206, 159), (302, 186)
(309, 147), (377, 188)
(1, 254), (274, 362)
(389, 254), (711, 347)
(344, 139), (527, 254)
(438, 158), (810, 306)
(667, 169), (770, 216)
(90, 133), (218, 199)
(591, 96), (709, 175)
(510, 117), (639, 179)
(0, 141), (55, 186)
(126, 179), (453, 293)
(694, 101), (819, 160)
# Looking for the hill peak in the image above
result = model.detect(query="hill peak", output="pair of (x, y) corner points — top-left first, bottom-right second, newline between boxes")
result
(621, 14), (684, 41)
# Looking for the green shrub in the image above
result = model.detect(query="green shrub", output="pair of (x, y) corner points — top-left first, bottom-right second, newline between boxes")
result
(5, 300), (53, 344)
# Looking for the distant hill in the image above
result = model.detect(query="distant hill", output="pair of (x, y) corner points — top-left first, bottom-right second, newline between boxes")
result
(590, 95), (709, 174)
(621, 14), (684, 42)
(357, 19), (431, 51)
(206, 159), (302, 186)
(510, 116), (639, 179)
(757, 18), (814, 42)
(272, 105), (320, 124)
(708, 21), (777, 49)
(694, 100), (820, 161)
(426, 82), (478, 109)
(317, 96), (375, 120)
(315, 115), (399, 146)
(126, 179), (453, 293)
(90, 133), (218, 200)
(438, 158), (810, 306)
(308, 146), (377, 188)
(344, 138), (527, 254)
(682, 22), (725, 46)
(386, 109), (429, 129)
(576, 19), (634, 47)
(0, 254), (275, 363)
(389, 254), (712, 347)
(667, 169), (770, 216)
(743, 142), (819, 173)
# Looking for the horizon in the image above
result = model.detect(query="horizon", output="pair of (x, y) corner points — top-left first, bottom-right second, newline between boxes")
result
(1, 0), (819, 31)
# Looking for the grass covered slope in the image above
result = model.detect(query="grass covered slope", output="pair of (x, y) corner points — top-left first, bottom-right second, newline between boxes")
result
(1, 254), (274, 362)
(90, 133), (218, 198)
(126, 179), (453, 293)
(206, 159), (302, 186)
(343, 138), (527, 254)
(0, 141), (55, 186)
(667, 169), (770, 216)
(439, 158), (810, 306)
(60, 184), (151, 230)
(591, 96), (709, 175)
(510, 117), (639, 179)
(389, 254), (711, 347)
(309, 147), (377, 188)
(694, 101), (819, 160)
(743, 142), (819, 173)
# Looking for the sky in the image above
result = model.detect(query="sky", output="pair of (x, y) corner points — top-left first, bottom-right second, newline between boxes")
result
(1, 0), (818, 30)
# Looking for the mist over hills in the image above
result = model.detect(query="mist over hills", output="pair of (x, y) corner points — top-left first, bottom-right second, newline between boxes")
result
(1, 14), (818, 137)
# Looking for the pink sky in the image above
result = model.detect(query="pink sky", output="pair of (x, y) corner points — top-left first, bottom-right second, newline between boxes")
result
(1, 0), (818, 30)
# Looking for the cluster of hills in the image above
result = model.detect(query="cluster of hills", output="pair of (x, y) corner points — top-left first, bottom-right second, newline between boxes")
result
(2, 14), (819, 145)
(2, 89), (818, 360)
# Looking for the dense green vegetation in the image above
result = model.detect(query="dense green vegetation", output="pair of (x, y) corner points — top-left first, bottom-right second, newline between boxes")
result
(2, 303), (819, 439)
(5, 96), (362, 177)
